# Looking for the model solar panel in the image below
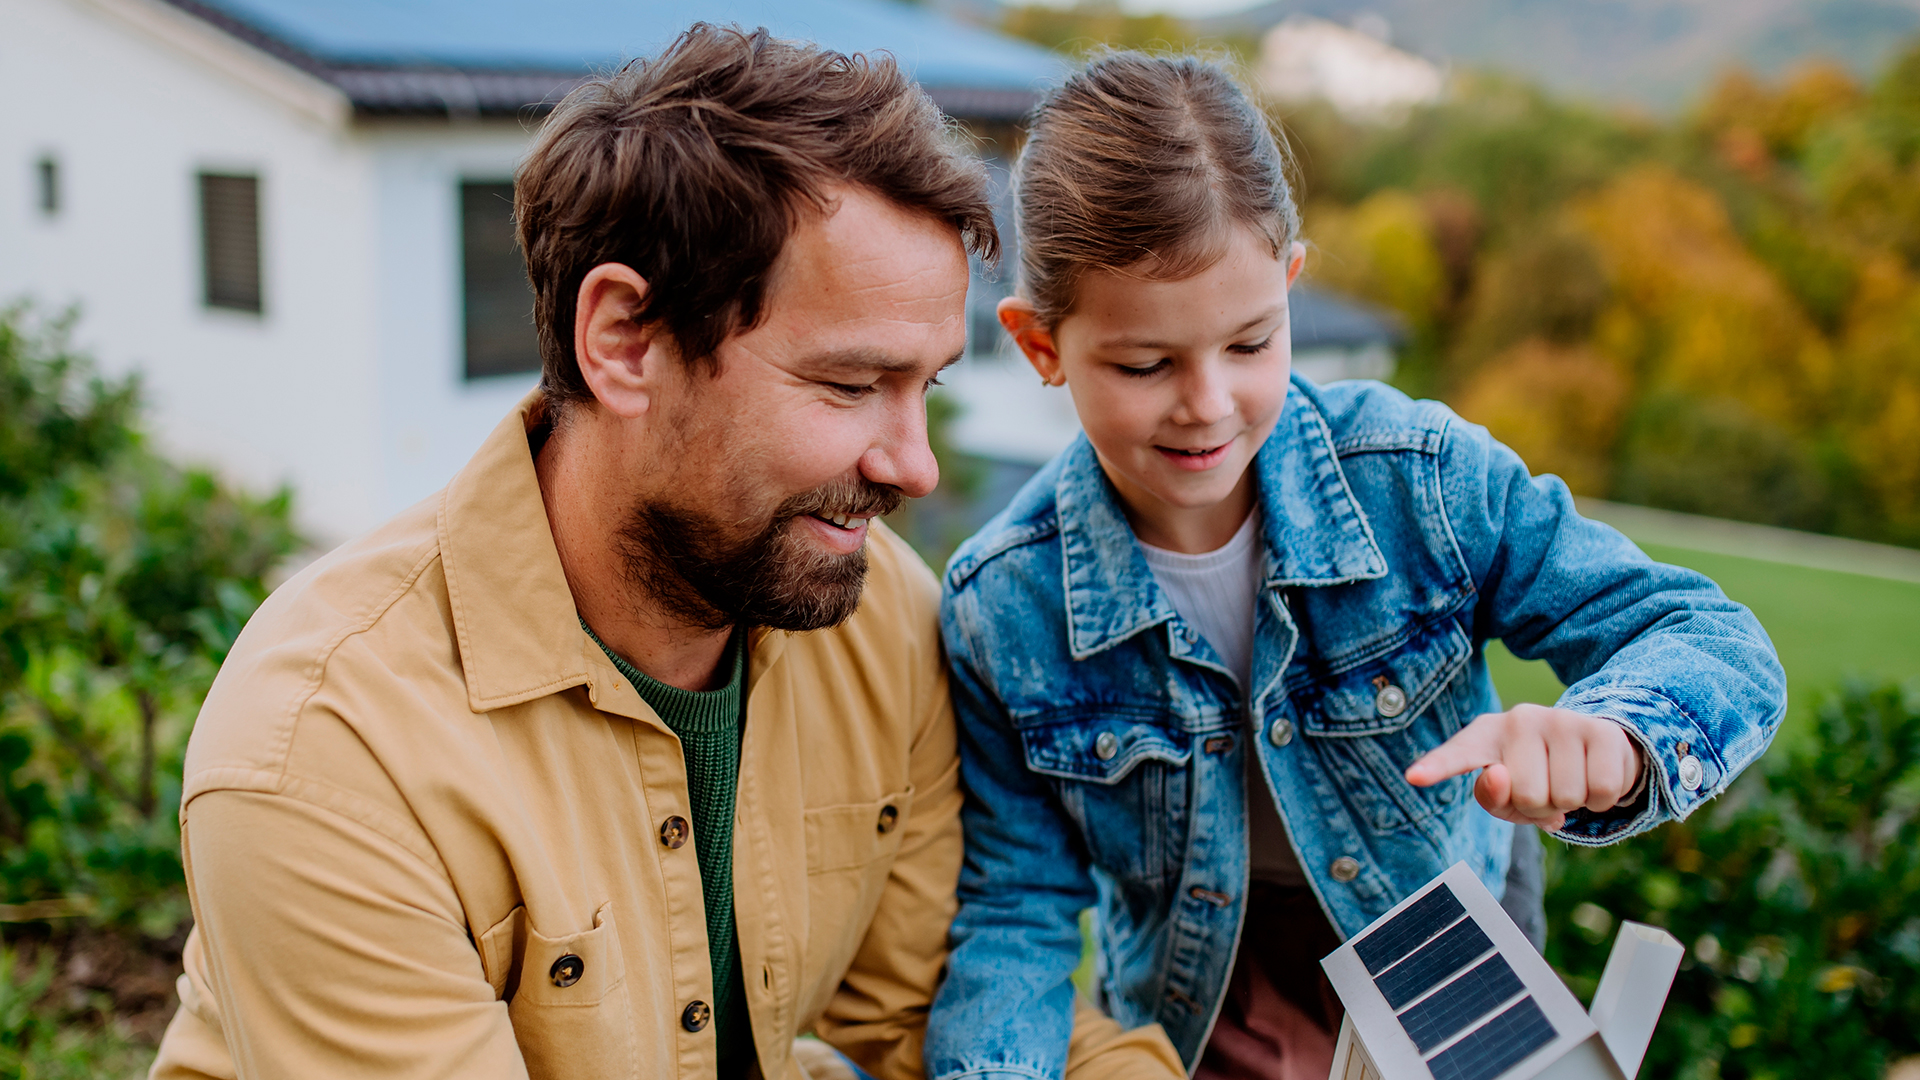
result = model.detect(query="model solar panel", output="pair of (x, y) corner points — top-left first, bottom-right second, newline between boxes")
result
(1321, 862), (1684, 1080)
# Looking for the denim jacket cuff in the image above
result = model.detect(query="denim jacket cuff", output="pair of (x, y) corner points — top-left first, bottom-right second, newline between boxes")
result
(930, 1067), (1059, 1080)
(1549, 686), (1722, 846)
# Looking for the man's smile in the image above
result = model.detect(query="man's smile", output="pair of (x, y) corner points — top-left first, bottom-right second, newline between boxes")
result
(800, 511), (874, 554)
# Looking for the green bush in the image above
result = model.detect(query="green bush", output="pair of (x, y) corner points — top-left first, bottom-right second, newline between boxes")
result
(1546, 680), (1920, 1080)
(0, 305), (301, 937)
(0, 945), (151, 1080)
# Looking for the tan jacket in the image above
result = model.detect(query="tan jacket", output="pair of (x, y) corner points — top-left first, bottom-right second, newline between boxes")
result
(150, 395), (1182, 1080)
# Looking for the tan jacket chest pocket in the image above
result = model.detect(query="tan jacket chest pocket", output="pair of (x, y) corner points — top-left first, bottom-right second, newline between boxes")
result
(480, 902), (637, 1080)
(797, 790), (912, 1015)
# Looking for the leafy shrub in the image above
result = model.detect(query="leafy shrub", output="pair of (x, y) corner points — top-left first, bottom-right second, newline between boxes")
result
(1613, 392), (1832, 531)
(0, 305), (301, 938)
(0, 944), (153, 1080)
(1546, 680), (1920, 1080)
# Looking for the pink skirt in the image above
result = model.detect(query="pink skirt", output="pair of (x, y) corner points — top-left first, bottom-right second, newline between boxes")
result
(1195, 884), (1345, 1080)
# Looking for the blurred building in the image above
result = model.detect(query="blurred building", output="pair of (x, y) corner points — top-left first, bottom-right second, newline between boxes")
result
(1, 0), (1060, 542)
(1255, 15), (1444, 120)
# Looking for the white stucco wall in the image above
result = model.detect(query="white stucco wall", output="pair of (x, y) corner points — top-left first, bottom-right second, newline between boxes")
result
(0, 0), (384, 542)
(363, 121), (542, 526)
(3, 0), (1028, 543)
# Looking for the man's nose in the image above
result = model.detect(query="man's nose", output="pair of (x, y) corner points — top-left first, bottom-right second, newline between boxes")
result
(860, 396), (940, 500)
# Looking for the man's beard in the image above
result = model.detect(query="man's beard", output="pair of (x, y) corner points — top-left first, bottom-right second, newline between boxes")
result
(615, 477), (904, 632)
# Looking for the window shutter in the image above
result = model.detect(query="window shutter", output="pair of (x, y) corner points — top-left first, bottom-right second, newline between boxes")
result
(461, 181), (540, 379)
(36, 156), (59, 216)
(200, 173), (262, 313)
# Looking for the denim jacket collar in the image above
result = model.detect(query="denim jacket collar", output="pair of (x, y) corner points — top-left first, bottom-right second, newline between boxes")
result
(1054, 382), (1388, 660)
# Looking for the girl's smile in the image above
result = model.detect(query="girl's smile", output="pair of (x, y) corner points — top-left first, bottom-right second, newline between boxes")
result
(1155, 441), (1232, 470)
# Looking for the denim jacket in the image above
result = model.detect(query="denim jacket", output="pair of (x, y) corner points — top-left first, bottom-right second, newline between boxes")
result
(925, 377), (1785, 1080)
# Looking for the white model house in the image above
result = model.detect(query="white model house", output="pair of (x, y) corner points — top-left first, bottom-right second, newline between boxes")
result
(1321, 862), (1685, 1080)
(1, 0), (1061, 543)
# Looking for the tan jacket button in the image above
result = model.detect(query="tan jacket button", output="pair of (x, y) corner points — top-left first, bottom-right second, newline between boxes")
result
(877, 804), (900, 834)
(549, 954), (584, 988)
(660, 816), (690, 849)
(681, 1000), (711, 1032)
(1330, 856), (1362, 882)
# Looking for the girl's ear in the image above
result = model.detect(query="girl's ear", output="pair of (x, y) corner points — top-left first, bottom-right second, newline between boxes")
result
(1285, 241), (1307, 290)
(998, 297), (1065, 386)
(574, 263), (666, 420)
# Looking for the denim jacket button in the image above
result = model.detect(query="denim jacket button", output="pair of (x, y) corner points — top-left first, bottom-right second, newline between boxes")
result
(1267, 717), (1295, 748)
(1678, 754), (1704, 791)
(1094, 732), (1120, 761)
(1329, 856), (1362, 882)
(1374, 683), (1408, 719)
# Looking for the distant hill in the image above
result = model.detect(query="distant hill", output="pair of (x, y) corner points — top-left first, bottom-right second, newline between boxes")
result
(1191, 0), (1920, 108)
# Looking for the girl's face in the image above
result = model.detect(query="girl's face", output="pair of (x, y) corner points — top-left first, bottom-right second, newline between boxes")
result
(1000, 228), (1306, 552)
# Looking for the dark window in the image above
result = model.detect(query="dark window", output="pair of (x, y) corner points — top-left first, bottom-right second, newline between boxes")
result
(460, 181), (539, 379)
(36, 156), (58, 216)
(199, 173), (262, 313)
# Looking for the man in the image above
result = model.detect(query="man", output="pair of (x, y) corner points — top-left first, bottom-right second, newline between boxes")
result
(149, 25), (1182, 1080)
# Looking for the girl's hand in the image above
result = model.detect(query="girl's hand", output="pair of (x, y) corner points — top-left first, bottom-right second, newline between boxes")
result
(1403, 705), (1646, 831)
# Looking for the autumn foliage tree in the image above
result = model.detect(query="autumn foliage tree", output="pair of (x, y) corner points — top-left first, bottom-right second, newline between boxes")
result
(1291, 45), (1920, 547)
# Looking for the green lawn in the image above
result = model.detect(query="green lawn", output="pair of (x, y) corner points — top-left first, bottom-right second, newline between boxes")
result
(1487, 541), (1920, 745)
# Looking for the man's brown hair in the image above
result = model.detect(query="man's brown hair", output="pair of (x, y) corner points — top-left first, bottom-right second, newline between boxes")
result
(1011, 51), (1298, 326)
(515, 23), (999, 405)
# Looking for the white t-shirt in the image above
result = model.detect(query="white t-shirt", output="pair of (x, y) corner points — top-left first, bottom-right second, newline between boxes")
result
(1140, 515), (1306, 887)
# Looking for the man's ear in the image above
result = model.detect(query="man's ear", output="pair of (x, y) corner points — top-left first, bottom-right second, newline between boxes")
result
(1285, 240), (1307, 290)
(574, 263), (666, 420)
(998, 297), (1065, 386)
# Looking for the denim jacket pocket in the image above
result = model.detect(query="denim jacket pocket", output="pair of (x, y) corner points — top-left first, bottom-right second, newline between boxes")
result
(1296, 622), (1474, 833)
(1018, 710), (1192, 886)
(1301, 621), (1472, 738)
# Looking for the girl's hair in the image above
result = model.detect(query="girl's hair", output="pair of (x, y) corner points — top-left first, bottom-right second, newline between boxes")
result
(1012, 52), (1299, 326)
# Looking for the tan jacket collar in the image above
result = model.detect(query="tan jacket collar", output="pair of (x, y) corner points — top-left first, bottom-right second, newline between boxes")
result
(439, 391), (592, 713)
(438, 392), (791, 715)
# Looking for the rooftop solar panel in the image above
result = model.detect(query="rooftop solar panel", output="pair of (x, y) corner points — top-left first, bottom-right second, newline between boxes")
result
(1424, 996), (1556, 1080)
(1374, 917), (1493, 1009)
(1396, 954), (1527, 1052)
(1354, 885), (1467, 974)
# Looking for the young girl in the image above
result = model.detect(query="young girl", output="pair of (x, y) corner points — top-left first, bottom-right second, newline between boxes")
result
(922, 53), (1783, 1080)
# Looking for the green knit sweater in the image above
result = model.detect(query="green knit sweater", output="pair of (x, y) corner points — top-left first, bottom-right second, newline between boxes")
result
(583, 620), (753, 1078)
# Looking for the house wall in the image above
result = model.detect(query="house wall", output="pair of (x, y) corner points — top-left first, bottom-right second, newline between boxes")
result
(0, 0), (384, 543)
(359, 121), (543, 529)
(2, 0), (1034, 546)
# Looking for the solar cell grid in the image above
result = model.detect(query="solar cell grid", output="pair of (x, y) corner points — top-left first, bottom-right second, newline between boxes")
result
(1394, 954), (1526, 1052)
(1374, 918), (1493, 1009)
(1424, 996), (1556, 1080)
(1354, 886), (1467, 974)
